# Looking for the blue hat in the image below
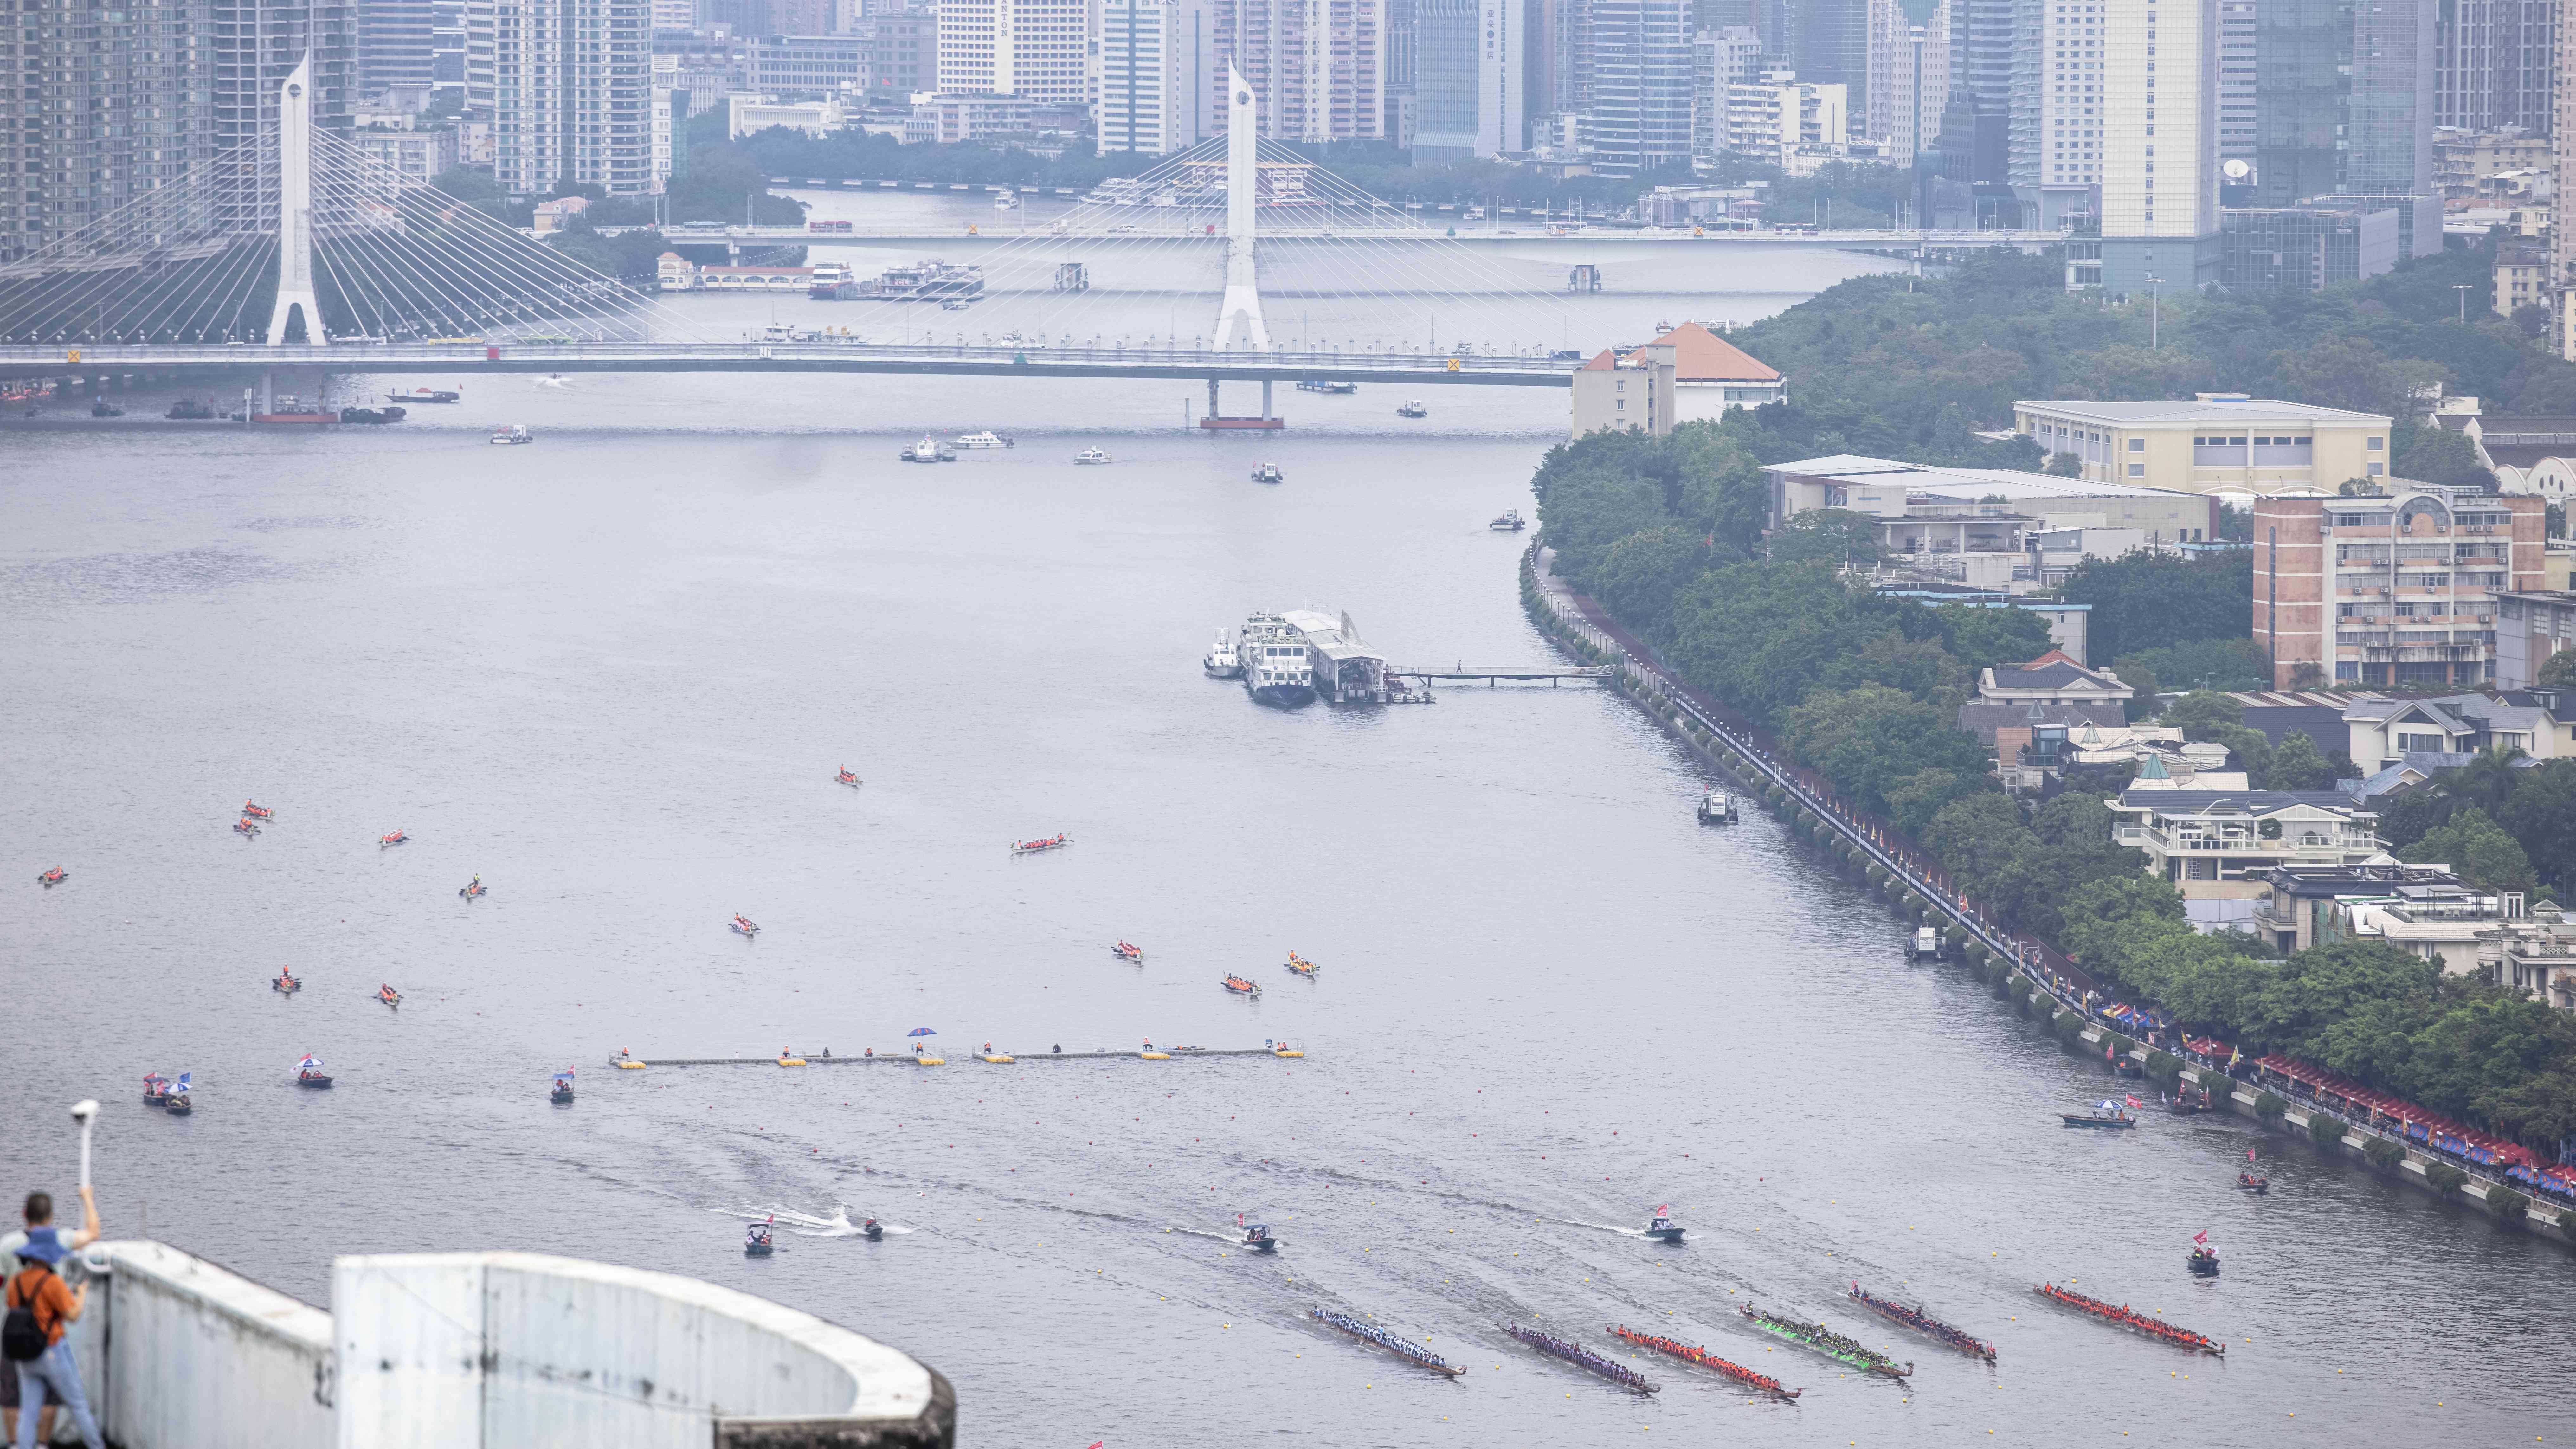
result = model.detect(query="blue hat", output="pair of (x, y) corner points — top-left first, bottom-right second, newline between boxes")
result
(15, 1227), (66, 1265)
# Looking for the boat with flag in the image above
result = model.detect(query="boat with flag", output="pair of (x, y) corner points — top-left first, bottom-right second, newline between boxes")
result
(1505, 1323), (1657, 1394)
(1641, 1207), (1685, 1243)
(1736, 1306), (1912, 1377)
(2187, 1231), (2220, 1276)
(142, 1072), (172, 1108)
(744, 1220), (775, 1257)
(1311, 1310), (1465, 1377)
(1012, 832), (1071, 855)
(164, 1073), (193, 1116)
(2060, 1099), (2139, 1129)
(550, 1068), (575, 1104)
(1846, 1283), (1995, 1362)
(295, 1054), (332, 1088)
(273, 968), (300, 994)
(1607, 1326), (1800, 1399)
(2034, 1282), (2224, 1354)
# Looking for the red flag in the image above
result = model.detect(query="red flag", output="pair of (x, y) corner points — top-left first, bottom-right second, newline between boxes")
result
(2247, 1147), (2257, 1162)
(2125, 1095), (2142, 1109)
(2192, 1230), (2207, 1244)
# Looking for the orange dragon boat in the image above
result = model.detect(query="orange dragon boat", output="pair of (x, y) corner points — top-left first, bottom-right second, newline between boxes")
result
(2035, 1283), (2224, 1355)
(1608, 1326), (1800, 1400)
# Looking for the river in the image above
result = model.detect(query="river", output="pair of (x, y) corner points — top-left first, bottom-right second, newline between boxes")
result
(3, 236), (2570, 1448)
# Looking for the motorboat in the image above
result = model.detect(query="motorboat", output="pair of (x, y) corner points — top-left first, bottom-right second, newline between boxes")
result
(295, 1055), (333, 1088)
(90, 400), (124, 417)
(36, 866), (66, 886)
(143, 1073), (172, 1108)
(2059, 1104), (2137, 1129)
(379, 829), (408, 848)
(1285, 951), (1318, 976)
(233, 818), (261, 837)
(731, 914), (760, 937)
(391, 387), (460, 404)
(1112, 941), (1144, 963)
(1074, 447), (1111, 465)
(744, 1223), (775, 1257)
(1250, 463), (1284, 484)
(377, 984), (402, 1008)
(550, 1070), (575, 1104)
(1011, 833), (1070, 855)
(1221, 975), (1263, 996)
(862, 1217), (884, 1240)
(489, 424), (533, 445)
(241, 801), (274, 819)
(950, 430), (1014, 449)
(459, 878), (487, 899)
(1240, 1223), (1279, 1253)
(2235, 1172), (2270, 1194)
(1202, 631), (1242, 678)
(899, 436), (954, 463)
(1489, 508), (1526, 531)
(1911, 925), (1942, 960)
(2187, 1246), (2220, 1277)
(835, 766), (862, 787)
(1642, 1208), (1686, 1243)
(273, 970), (300, 994)
(1396, 400), (1427, 418)
(1695, 790), (1737, 824)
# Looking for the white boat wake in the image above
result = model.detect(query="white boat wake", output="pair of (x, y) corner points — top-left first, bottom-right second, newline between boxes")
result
(1538, 1214), (1649, 1238)
(725, 1204), (910, 1237)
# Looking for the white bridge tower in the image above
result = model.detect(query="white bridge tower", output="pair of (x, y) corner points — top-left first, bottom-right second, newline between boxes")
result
(1207, 65), (1269, 352)
(264, 55), (325, 347)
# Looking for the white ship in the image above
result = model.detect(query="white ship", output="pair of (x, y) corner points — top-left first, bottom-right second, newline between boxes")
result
(1236, 612), (1316, 708)
(950, 430), (1014, 449)
(1202, 630), (1242, 678)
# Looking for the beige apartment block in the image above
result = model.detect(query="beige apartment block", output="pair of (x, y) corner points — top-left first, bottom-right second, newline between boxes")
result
(2253, 487), (2550, 690)
(2015, 393), (2392, 495)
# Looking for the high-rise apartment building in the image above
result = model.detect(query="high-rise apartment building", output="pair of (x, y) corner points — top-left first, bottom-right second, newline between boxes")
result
(359, 0), (439, 96)
(2254, 488), (2549, 689)
(1, 0), (220, 264)
(2215, 0), (2253, 169)
(1725, 67), (1843, 166)
(1212, 0), (1388, 140)
(1867, 0), (1944, 162)
(2098, 0), (2217, 293)
(1099, 0), (1214, 152)
(431, 0), (469, 105)
(2557, 1), (2576, 358)
(490, 0), (652, 195)
(2433, 0), (2553, 135)
(937, 0), (1091, 102)
(1782, 0), (1867, 125)
(1589, 0), (1690, 172)
(2029, 0), (2103, 228)
(215, 0), (357, 229)
(1690, 23), (1763, 163)
(2346, 0), (2438, 258)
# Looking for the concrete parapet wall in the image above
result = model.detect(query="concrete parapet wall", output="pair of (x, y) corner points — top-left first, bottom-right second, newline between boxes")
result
(74, 1240), (334, 1449)
(333, 1251), (952, 1449)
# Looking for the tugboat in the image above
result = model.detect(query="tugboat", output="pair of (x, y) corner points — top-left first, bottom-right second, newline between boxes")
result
(1285, 951), (1319, 976)
(1489, 508), (1526, 531)
(1250, 463), (1284, 484)
(550, 1069), (575, 1104)
(1240, 1221), (1279, 1253)
(744, 1221), (775, 1257)
(459, 876), (486, 899)
(379, 829), (408, 848)
(2059, 1101), (2138, 1129)
(731, 914), (761, 937)
(835, 766), (863, 787)
(142, 1073), (172, 1108)
(1642, 1207), (1686, 1243)
(1221, 974), (1264, 996)
(376, 983), (402, 1008)
(2187, 1243), (2220, 1277)
(1075, 446), (1111, 465)
(1112, 940), (1144, 963)
(295, 1054), (333, 1088)
(35, 866), (66, 887)
(241, 800), (274, 820)
(1396, 400), (1427, 418)
(273, 968), (301, 994)
(950, 429), (1014, 449)
(1202, 630), (1242, 678)
(163, 1074), (193, 1116)
(1696, 790), (1738, 824)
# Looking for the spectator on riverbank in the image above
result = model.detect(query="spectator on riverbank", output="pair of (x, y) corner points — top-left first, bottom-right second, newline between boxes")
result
(6, 1187), (103, 1449)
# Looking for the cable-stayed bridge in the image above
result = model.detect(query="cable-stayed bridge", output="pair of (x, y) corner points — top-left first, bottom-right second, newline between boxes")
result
(0, 61), (1595, 419)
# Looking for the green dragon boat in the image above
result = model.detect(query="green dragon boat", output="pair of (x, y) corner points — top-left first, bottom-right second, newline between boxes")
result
(1737, 1305), (1913, 1378)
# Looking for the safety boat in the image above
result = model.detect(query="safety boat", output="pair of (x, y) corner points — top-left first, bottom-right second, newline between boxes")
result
(489, 424), (533, 445)
(550, 1070), (575, 1104)
(2235, 1172), (2270, 1194)
(379, 829), (408, 848)
(36, 866), (67, 887)
(1011, 833), (1070, 855)
(377, 984), (402, 1008)
(899, 437), (955, 463)
(2060, 1103), (2136, 1129)
(744, 1222), (775, 1257)
(143, 1073), (172, 1108)
(233, 818), (260, 837)
(1642, 1208), (1686, 1243)
(1202, 631), (1242, 678)
(1112, 940), (1144, 963)
(862, 1217), (884, 1241)
(241, 801), (274, 819)
(2187, 1245), (2220, 1277)
(1846, 1283), (1996, 1362)
(950, 430), (1014, 449)
(1285, 951), (1318, 976)
(1075, 447), (1111, 465)
(1311, 1309), (1465, 1378)
(1240, 1223), (1279, 1253)
(1221, 975), (1263, 997)
(731, 914), (760, 937)
(1696, 790), (1738, 824)
(835, 766), (862, 787)
(1489, 508), (1525, 531)
(1250, 463), (1284, 484)
(295, 1054), (333, 1088)
(273, 970), (300, 994)
(1396, 400), (1427, 418)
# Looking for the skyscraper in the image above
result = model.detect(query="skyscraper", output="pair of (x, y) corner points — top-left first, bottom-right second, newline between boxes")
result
(2215, 0), (2253, 170)
(215, 0), (357, 229)
(489, 0), (651, 195)
(1590, 0), (1691, 172)
(2250, 0), (2342, 207)
(937, 0), (1093, 103)
(1212, 0), (1389, 141)
(1, 0), (220, 264)
(2098, 0), (2218, 293)
(2346, 0), (2437, 256)
(1098, 0), (1215, 151)
(1933, 0), (2037, 227)
(1783, 0), (1868, 128)
(1691, 23), (1763, 163)
(359, 0), (439, 97)
(1415, 0), (1523, 157)
(1868, 0), (1943, 164)
(2433, 0), (2554, 134)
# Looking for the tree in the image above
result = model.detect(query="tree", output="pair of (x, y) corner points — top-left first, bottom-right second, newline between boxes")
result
(1933, 604), (2055, 674)
(2266, 731), (2337, 790)
(1590, 525), (1712, 628)
(1767, 507), (1886, 570)
(2537, 648), (2576, 692)
(2159, 689), (2244, 735)
(2114, 637), (2270, 694)
(2058, 551), (2252, 662)
(2042, 450), (2083, 477)
(2406, 807), (2539, 893)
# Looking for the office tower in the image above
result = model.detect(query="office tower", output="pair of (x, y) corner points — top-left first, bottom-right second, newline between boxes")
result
(215, 0), (357, 231)
(1213, 0), (1388, 142)
(2346, 0), (2437, 256)
(2215, 0), (2252, 169)
(2031, 0), (2104, 226)
(1, 0), (220, 264)
(1591, 0), (1692, 172)
(1099, 0), (1214, 151)
(1784, 0), (1868, 125)
(1933, 0), (2037, 227)
(431, 0), (469, 106)
(1868, 0), (1943, 162)
(937, 0), (1091, 101)
(1414, 0), (1523, 155)
(489, 0), (651, 195)
(1692, 23), (1763, 162)
(866, 6), (937, 100)
(2434, 1), (2553, 134)
(2251, 0), (2341, 206)
(359, 0), (439, 96)
(2098, 0), (2218, 293)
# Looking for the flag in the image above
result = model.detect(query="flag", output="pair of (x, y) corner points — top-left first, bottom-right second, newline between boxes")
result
(2193, 1230), (2207, 1245)
(174, 1073), (190, 1092)
(2247, 1147), (2257, 1162)
(2125, 1095), (2142, 1109)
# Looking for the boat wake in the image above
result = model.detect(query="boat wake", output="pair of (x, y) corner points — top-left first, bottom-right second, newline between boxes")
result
(724, 1204), (910, 1237)
(1165, 1227), (1240, 1243)
(1539, 1215), (1652, 1238)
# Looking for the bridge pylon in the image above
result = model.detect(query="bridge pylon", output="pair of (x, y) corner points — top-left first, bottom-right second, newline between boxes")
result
(1207, 65), (1269, 354)
(263, 55), (325, 347)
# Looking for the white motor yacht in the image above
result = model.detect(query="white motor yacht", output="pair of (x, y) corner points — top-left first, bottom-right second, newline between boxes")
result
(1075, 447), (1111, 465)
(951, 430), (1014, 449)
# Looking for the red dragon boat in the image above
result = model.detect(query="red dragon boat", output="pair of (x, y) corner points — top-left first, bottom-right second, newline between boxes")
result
(1608, 1326), (1799, 1399)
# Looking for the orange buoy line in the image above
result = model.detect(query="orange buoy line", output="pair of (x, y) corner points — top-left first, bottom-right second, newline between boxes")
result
(1607, 1326), (1800, 1399)
(2035, 1283), (2225, 1355)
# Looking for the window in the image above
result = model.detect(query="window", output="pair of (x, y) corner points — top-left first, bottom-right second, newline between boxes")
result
(2128, 437), (2144, 452)
(2367, 436), (2385, 451)
(2367, 462), (2384, 476)
(2128, 463), (2146, 477)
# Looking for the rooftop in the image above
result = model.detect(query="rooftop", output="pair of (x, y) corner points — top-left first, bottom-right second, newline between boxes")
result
(2267, 863), (2467, 897)
(1764, 455), (2200, 501)
(2015, 397), (2392, 426)
(1584, 321), (1782, 382)
(2117, 787), (2375, 814)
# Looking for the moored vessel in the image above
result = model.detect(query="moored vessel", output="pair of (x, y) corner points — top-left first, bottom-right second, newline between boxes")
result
(1311, 1310), (1465, 1376)
(900, 436), (956, 463)
(1202, 630), (1242, 678)
(1846, 1283), (1996, 1362)
(1607, 1327), (1799, 1399)
(1236, 611), (1317, 708)
(1489, 508), (1525, 531)
(1250, 463), (1284, 484)
(1911, 925), (1941, 960)
(1696, 790), (1737, 824)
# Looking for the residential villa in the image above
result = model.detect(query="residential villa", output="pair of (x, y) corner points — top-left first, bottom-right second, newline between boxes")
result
(1958, 652), (2139, 788)
(2476, 904), (2576, 1011)
(1569, 322), (1785, 438)
(2340, 690), (2572, 769)
(2254, 863), (2508, 970)
(2109, 784), (2393, 925)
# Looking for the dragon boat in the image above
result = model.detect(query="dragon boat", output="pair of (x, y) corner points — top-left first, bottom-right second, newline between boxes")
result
(1311, 1310), (1465, 1378)
(1736, 1305), (1912, 1378)
(1607, 1326), (1799, 1399)
(2034, 1283), (2225, 1355)
(1505, 1323), (1657, 1394)
(1846, 1283), (1996, 1362)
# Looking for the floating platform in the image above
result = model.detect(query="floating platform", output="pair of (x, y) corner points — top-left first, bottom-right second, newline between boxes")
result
(610, 1046), (1304, 1069)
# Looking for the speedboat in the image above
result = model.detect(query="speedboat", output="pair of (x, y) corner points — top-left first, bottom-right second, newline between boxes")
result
(1696, 791), (1738, 824)
(273, 971), (300, 994)
(1112, 940), (1144, 963)
(1285, 952), (1318, 976)
(1250, 463), (1284, 484)
(1240, 1223), (1279, 1253)
(899, 436), (954, 463)
(233, 818), (260, 836)
(2235, 1172), (2270, 1194)
(1643, 1209), (1686, 1243)
(459, 879), (487, 899)
(731, 915), (760, 937)
(1489, 508), (1525, 531)
(1221, 975), (1263, 996)
(36, 866), (66, 886)
(377, 984), (402, 1008)
(835, 766), (862, 788)
(950, 430), (1014, 449)
(744, 1223), (775, 1257)
(1396, 400), (1427, 418)
(550, 1071), (575, 1104)
(489, 424), (533, 445)
(862, 1217), (884, 1241)
(1202, 631), (1242, 678)
(2187, 1246), (2220, 1276)
(379, 829), (408, 848)
(241, 801), (274, 819)
(1075, 447), (1111, 465)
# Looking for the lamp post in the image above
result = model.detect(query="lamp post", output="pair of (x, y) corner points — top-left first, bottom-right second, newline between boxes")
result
(2453, 283), (2471, 322)
(2146, 274), (2163, 349)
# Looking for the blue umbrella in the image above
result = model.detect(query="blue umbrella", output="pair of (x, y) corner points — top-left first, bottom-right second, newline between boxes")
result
(907, 1028), (937, 1038)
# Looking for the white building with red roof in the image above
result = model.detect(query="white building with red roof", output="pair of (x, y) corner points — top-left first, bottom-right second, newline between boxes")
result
(1569, 321), (1785, 437)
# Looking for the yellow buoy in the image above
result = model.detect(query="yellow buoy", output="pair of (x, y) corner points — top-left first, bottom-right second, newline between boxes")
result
(1141, 1051), (1171, 1060)
(615, 1060), (646, 1070)
(777, 1057), (807, 1067)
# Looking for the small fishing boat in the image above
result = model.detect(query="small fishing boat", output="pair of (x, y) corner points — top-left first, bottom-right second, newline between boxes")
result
(36, 866), (66, 887)
(836, 766), (862, 787)
(2188, 1245), (2220, 1277)
(1311, 1309), (1465, 1377)
(1240, 1222), (1279, 1253)
(233, 818), (261, 836)
(241, 801), (275, 819)
(950, 429), (1014, 449)
(1642, 1207), (1686, 1243)
(142, 1073), (172, 1108)
(1737, 1306), (1912, 1377)
(379, 829), (408, 848)
(295, 1054), (333, 1089)
(2236, 1172), (2269, 1194)
(1112, 940), (1144, 963)
(744, 1222), (775, 1257)
(1505, 1323), (1658, 1394)
(1396, 400), (1427, 418)
(459, 878), (486, 899)
(1011, 833), (1071, 855)
(1221, 974), (1263, 996)
(1696, 790), (1738, 824)
(1074, 447), (1111, 465)
(1202, 631), (1242, 678)
(376, 983), (402, 1008)
(1609, 1326), (1800, 1399)
(1847, 1283), (1996, 1362)
(273, 970), (300, 994)
(1285, 951), (1318, 976)
(1489, 508), (1525, 531)
(2034, 1282), (2224, 1354)
(731, 914), (760, 937)
(550, 1069), (575, 1104)
(164, 1077), (193, 1116)
(1250, 463), (1284, 484)
(489, 424), (533, 445)
(2060, 1102), (2137, 1129)
(862, 1217), (884, 1241)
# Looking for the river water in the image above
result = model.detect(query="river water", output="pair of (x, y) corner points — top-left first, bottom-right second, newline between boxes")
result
(3, 233), (2571, 1448)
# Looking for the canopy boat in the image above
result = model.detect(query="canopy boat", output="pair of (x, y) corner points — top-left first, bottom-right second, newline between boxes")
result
(1642, 1208), (1685, 1243)
(1736, 1306), (1912, 1378)
(1112, 941), (1144, 963)
(1011, 833), (1070, 855)
(37, 866), (67, 886)
(2060, 1103), (2137, 1129)
(233, 818), (261, 836)
(377, 984), (402, 1008)
(744, 1223), (775, 1257)
(550, 1070), (575, 1104)
(1240, 1223), (1279, 1253)
(1310, 1309), (1466, 1377)
(2033, 1283), (2224, 1354)
(835, 766), (862, 787)
(1846, 1283), (1996, 1362)
(164, 1075), (193, 1116)
(142, 1073), (172, 1108)
(241, 801), (274, 819)
(1285, 951), (1319, 976)
(295, 1055), (333, 1089)
(1250, 463), (1284, 484)
(1608, 1326), (1800, 1399)
(862, 1217), (884, 1241)
(2235, 1172), (2269, 1194)
(273, 970), (300, 994)
(731, 914), (760, 937)
(379, 829), (408, 848)
(1696, 791), (1738, 824)
(1221, 975), (1263, 996)
(1489, 508), (1526, 531)
(1505, 1323), (1658, 1394)
(2187, 1246), (2220, 1277)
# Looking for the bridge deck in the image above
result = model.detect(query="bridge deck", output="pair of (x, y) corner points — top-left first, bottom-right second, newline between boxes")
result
(1389, 664), (1619, 682)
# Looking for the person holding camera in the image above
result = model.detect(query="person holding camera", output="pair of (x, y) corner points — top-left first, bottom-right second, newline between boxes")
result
(3, 1184), (102, 1449)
